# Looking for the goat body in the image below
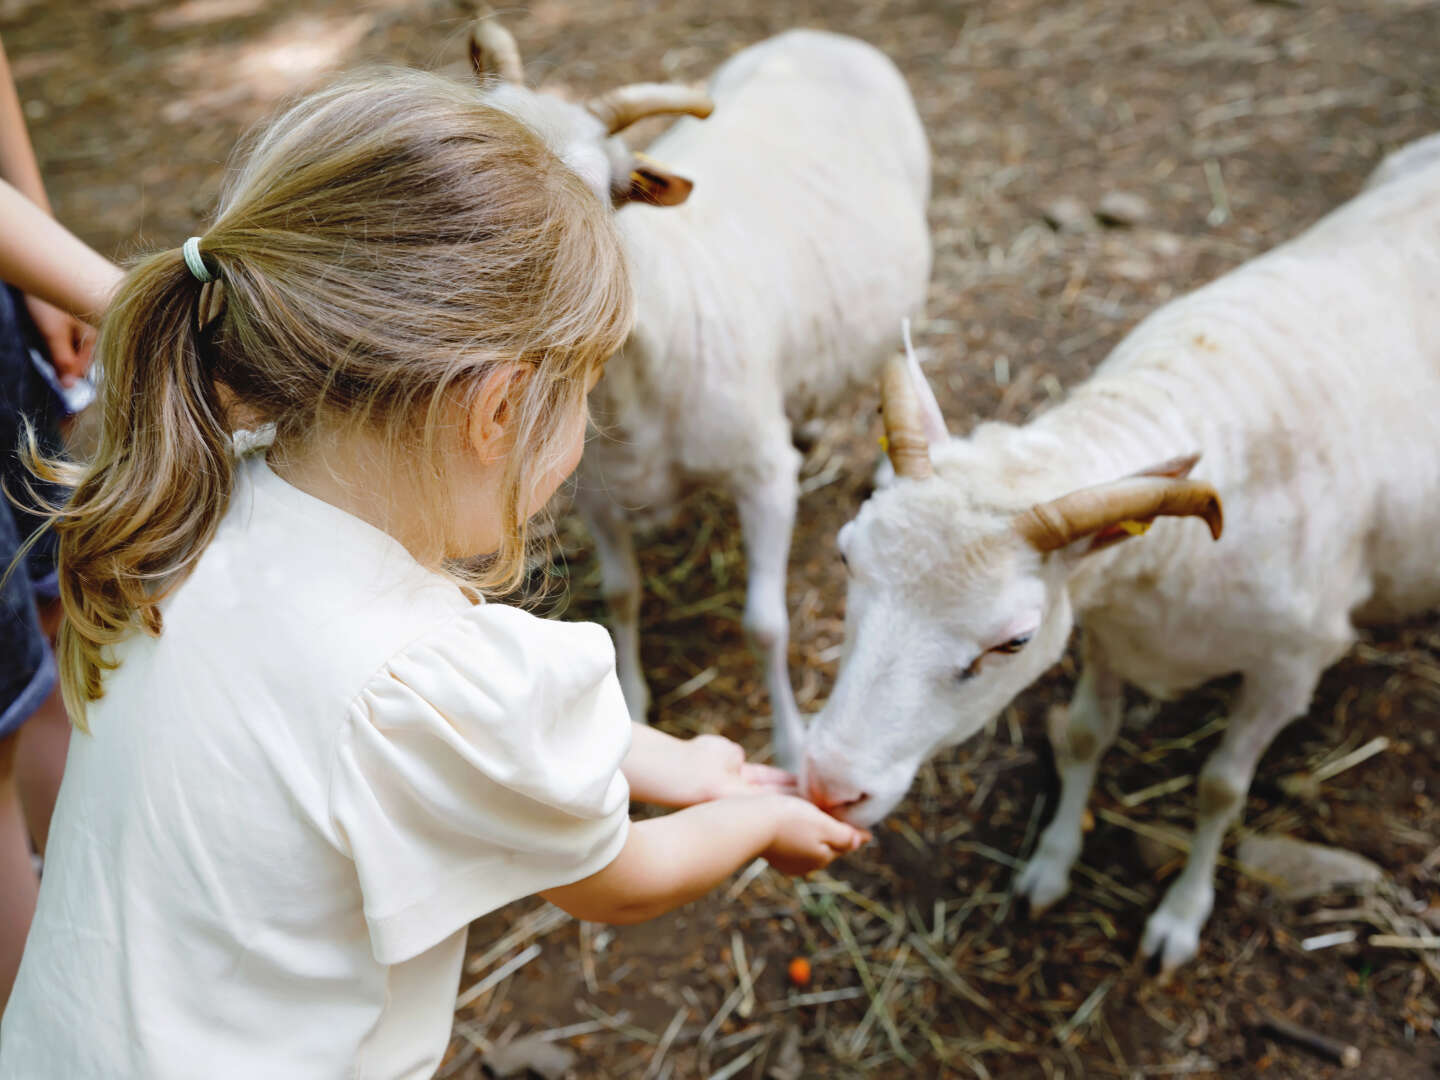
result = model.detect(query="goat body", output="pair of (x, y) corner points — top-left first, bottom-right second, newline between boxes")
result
(804, 134), (1440, 971)
(574, 30), (932, 766)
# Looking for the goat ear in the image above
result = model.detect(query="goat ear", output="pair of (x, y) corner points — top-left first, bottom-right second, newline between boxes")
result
(1015, 453), (1222, 557)
(620, 154), (694, 207)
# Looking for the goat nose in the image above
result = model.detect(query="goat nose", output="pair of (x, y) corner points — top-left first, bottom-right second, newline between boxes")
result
(804, 757), (866, 812)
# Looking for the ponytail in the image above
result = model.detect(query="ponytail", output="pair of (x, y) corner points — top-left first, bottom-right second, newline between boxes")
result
(29, 248), (234, 728)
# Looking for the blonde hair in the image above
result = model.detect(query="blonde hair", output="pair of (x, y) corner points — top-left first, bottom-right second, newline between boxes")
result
(31, 68), (633, 725)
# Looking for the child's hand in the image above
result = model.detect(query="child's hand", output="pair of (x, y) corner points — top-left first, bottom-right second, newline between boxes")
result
(762, 795), (870, 876)
(687, 733), (796, 802)
(25, 294), (95, 385)
(623, 725), (796, 808)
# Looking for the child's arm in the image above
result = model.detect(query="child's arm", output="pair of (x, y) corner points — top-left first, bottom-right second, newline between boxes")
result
(623, 724), (795, 808)
(541, 794), (866, 925)
(0, 35), (122, 382)
(0, 180), (119, 322)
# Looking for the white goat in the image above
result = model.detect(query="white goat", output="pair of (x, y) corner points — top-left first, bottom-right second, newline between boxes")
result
(802, 134), (1440, 972)
(470, 15), (932, 768)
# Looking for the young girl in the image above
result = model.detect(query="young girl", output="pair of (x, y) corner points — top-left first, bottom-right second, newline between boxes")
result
(0, 70), (865, 1077)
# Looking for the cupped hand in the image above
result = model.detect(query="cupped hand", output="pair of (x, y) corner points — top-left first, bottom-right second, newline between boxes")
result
(688, 733), (797, 802)
(763, 795), (870, 876)
(24, 294), (96, 386)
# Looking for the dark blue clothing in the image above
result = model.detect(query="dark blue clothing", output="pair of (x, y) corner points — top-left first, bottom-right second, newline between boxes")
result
(0, 284), (65, 738)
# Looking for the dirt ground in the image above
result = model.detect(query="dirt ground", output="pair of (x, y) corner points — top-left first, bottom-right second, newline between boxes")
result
(5, 0), (1439, 1076)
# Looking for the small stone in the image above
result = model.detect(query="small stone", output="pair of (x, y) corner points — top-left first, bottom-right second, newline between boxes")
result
(484, 1034), (576, 1080)
(1144, 231), (1185, 258)
(1111, 255), (1158, 282)
(1042, 195), (1094, 234)
(1096, 191), (1152, 227)
(1236, 834), (1383, 901)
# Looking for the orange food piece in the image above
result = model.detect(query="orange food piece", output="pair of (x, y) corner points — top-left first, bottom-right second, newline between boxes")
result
(787, 957), (812, 988)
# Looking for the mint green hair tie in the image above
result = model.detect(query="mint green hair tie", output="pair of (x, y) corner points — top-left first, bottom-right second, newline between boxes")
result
(182, 236), (214, 283)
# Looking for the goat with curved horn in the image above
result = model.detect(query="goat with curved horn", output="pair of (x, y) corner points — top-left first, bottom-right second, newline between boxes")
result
(586, 83), (715, 136)
(469, 13), (525, 85)
(1014, 474), (1223, 553)
(880, 353), (934, 480)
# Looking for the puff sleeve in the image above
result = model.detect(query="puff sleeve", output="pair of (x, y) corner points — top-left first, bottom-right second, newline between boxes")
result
(329, 605), (632, 964)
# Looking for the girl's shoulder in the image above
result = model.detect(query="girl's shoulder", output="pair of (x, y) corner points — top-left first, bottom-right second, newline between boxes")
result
(349, 600), (622, 745)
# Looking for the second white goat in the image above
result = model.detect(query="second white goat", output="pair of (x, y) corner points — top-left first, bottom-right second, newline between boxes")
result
(471, 16), (932, 768)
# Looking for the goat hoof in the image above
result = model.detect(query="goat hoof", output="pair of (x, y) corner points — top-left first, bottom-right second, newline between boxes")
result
(1140, 905), (1204, 975)
(1014, 854), (1071, 917)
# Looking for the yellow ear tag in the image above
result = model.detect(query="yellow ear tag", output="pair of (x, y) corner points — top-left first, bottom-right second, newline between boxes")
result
(878, 435), (890, 452)
(1116, 519), (1152, 536)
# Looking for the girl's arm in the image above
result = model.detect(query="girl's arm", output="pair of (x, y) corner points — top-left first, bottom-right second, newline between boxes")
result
(0, 36), (50, 212)
(541, 794), (866, 925)
(623, 724), (795, 808)
(0, 35), (122, 382)
(0, 180), (120, 321)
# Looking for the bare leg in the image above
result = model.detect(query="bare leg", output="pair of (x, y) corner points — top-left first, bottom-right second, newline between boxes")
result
(734, 445), (804, 770)
(1141, 661), (1324, 972)
(16, 686), (68, 856)
(1016, 631), (1123, 912)
(574, 484), (648, 724)
(0, 731), (38, 1013)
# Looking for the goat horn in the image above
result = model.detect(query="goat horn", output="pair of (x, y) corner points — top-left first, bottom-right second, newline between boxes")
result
(880, 354), (934, 480)
(1014, 476), (1223, 552)
(470, 14), (525, 85)
(586, 83), (714, 135)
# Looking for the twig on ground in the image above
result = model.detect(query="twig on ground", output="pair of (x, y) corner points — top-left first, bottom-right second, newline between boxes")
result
(465, 903), (570, 976)
(731, 930), (756, 1019)
(576, 1001), (661, 1046)
(849, 943), (912, 1057)
(906, 932), (997, 1014)
(703, 1041), (765, 1080)
(1259, 1011), (1361, 1069)
(1054, 976), (1115, 1046)
(641, 1006), (690, 1080)
(766, 987), (866, 1011)
(456, 943), (542, 1010)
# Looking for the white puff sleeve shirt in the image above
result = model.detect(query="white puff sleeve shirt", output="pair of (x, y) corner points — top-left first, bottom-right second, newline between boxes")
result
(0, 455), (632, 1079)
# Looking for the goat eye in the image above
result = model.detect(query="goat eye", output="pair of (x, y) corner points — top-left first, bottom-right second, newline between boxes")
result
(992, 633), (1033, 655)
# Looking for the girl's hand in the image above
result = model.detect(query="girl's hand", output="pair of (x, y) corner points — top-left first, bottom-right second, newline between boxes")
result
(762, 796), (870, 876)
(623, 725), (796, 808)
(687, 733), (796, 802)
(25, 293), (95, 385)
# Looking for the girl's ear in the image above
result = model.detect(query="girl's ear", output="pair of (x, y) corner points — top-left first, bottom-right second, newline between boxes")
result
(467, 365), (528, 457)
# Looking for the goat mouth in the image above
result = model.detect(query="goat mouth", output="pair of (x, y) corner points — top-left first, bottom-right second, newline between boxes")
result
(833, 795), (886, 828)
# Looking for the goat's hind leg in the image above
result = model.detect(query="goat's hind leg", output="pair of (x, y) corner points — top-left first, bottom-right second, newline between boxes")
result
(1016, 631), (1124, 913)
(734, 443), (804, 771)
(1141, 658), (1327, 973)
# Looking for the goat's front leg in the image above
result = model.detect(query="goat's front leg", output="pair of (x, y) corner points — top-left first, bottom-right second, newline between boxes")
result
(1141, 661), (1324, 972)
(1016, 630), (1123, 913)
(574, 482), (649, 725)
(734, 444), (804, 771)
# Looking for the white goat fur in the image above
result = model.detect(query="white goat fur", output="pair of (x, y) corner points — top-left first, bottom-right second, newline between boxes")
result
(488, 30), (931, 767)
(804, 133), (1440, 972)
